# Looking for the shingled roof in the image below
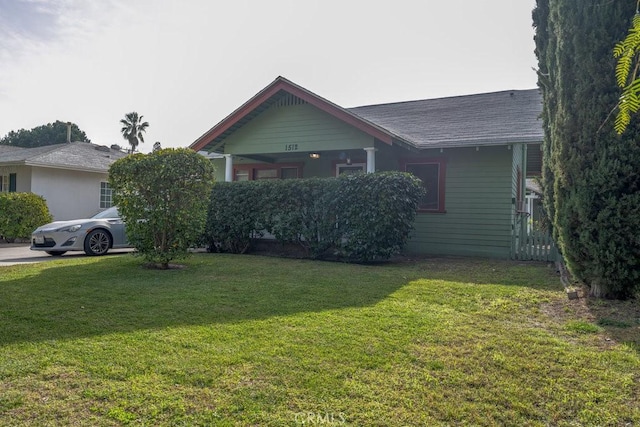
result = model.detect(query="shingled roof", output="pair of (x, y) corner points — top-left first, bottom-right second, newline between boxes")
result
(0, 142), (126, 172)
(349, 89), (543, 149)
(190, 77), (543, 152)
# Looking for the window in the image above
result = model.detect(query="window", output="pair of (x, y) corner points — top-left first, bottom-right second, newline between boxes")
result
(335, 163), (366, 176)
(233, 163), (302, 181)
(0, 173), (16, 192)
(403, 159), (446, 212)
(100, 182), (113, 208)
(235, 170), (250, 181)
(255, 168), (278, 180)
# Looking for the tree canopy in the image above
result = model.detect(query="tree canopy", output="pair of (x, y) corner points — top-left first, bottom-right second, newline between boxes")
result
(534, 0), (640, 299)
(613, 2), (640, 133)
(120, 112), (149, 153)
(0, 121), (91, 147)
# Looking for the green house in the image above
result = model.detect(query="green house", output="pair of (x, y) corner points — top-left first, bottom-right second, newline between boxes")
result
(190, 77), (544, 259)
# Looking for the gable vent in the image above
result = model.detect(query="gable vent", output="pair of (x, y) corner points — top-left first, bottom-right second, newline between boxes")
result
(273, 93), (307, 108)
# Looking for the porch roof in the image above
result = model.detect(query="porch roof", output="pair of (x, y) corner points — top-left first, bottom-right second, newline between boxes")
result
(190, 76), (543, 153)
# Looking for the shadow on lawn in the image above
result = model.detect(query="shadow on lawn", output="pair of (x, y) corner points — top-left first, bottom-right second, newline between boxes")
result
(585, 294), (640, 352)
(0, 254), (564, 345)
(0, 254), (411, 345)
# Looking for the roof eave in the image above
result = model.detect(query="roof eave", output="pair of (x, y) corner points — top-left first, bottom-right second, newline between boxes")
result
(416, 137), (543, 150)
(23, 161), (111, 174)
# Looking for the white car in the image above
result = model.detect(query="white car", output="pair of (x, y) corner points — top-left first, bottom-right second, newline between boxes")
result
(30, 206), (129, 256)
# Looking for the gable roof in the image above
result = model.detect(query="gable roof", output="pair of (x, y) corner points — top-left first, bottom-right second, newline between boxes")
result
(0, 142), (127, 173)
(190, 76), (404, 153)
(190, 76), (543, 153)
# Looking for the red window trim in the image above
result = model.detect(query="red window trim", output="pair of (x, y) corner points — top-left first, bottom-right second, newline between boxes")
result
(233, 162), (304, 181)
(400, 157), (447, 213)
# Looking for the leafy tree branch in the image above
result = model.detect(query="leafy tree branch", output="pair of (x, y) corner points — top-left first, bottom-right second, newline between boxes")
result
(613, 1), (640, 133)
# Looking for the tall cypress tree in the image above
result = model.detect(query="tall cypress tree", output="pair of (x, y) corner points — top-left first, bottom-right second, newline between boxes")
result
(534, 1), (640, 298)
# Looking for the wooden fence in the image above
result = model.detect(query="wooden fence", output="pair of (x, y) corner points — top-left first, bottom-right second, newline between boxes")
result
(514, 228), (558, 262)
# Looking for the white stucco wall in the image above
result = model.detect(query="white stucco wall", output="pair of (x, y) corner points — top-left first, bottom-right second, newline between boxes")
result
(30, 167), (109, 220)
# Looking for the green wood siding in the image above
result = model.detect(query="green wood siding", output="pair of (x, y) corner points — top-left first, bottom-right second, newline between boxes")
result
(405, 146), (515, 258)
(224, 103), (374, 155)
(211, 158), (226, 182)
(207, 101), (520, 258)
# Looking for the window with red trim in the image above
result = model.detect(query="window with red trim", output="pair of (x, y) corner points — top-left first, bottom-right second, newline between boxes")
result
(233, 163), (302, 181)
(402, 159), (446, 212)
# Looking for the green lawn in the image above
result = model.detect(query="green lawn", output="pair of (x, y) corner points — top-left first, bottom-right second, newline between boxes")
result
(0, 254), (638, 426)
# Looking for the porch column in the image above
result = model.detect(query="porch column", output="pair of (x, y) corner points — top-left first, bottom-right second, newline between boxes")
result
(363, 147), (377, 173)
(224, 154), (233, 182)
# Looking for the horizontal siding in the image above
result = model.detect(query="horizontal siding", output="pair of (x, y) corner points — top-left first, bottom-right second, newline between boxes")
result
(406, 145), (514, 258)
(226, 103), (373, 155)
(408, 241), (510, 258)
(214, 103), (517, 258)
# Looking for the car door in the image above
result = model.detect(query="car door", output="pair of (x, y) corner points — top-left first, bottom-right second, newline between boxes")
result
(107, 218), (127, 246)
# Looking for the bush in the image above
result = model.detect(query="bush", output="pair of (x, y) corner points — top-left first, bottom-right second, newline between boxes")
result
(204, 172), (424, 262)
(203, 181), (266, 254)
(333, 172), (424, 261)
(0, 192), (52, 242)
(109, 148), (216, 269)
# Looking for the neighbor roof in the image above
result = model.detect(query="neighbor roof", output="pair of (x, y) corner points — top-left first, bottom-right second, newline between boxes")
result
(0, 142), (127, 173)
(190, 76), (543, 153)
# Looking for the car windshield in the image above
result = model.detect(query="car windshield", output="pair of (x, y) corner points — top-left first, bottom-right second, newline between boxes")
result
(91, 207), (120, 219)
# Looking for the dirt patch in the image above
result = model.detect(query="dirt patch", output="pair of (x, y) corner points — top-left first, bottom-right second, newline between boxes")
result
(542, 285), (640, 350)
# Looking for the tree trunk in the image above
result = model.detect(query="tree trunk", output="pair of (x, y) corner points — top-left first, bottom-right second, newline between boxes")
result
(589, 281), (606, 298)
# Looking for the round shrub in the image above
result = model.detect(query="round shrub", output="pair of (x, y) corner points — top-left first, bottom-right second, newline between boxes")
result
(0, 192), (52, 242)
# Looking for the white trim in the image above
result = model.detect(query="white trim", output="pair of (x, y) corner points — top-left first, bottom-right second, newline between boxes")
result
(224, 154), (233, 182)
(363, 147), (377, 173)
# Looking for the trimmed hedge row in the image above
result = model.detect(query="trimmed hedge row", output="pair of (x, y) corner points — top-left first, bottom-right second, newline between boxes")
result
(203, 172), (424, 262)
(0, 192), (52, 242)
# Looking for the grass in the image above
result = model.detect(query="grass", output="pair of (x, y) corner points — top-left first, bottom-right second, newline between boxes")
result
(0, 253), (638, 426)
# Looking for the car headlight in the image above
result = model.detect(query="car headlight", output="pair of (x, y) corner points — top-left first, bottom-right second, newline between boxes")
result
(56, 224), (82, 232)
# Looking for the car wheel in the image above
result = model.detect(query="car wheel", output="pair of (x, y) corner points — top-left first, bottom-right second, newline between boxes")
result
(45, 251), (67, 256)
(84, 229), (112, 256)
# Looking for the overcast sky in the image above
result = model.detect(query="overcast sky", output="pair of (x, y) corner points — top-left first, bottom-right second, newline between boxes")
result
(0, 0), (538, 153)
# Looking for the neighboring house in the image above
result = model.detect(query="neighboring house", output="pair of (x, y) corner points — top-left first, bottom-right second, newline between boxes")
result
(190, 76), (544, 259)
(0, 142), (127, 220)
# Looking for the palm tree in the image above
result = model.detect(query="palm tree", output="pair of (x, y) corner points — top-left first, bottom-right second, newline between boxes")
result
(120, 112), (149, 153)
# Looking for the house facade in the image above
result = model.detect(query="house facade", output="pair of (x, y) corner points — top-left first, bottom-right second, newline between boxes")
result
(190, 77), (544, 259)
(0, 142), (126, 220)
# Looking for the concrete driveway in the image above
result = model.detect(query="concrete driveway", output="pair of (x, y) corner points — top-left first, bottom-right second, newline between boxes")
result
(0, 243), (133, 266)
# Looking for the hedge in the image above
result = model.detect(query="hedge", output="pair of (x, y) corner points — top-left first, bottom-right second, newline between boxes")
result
(0, 192), (52, 242)
(203, 172), (424, 262)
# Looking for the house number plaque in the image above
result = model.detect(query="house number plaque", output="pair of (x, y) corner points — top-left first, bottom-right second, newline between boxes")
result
(284, 144), (299, 151)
